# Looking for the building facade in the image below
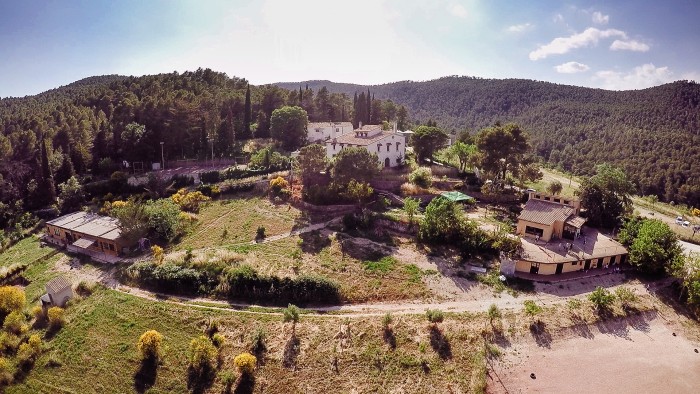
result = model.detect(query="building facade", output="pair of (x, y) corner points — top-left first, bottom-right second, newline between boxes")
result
(307, 121), (354, 142)
(44, 211), (131, 263)
(325, 124), (406, 168)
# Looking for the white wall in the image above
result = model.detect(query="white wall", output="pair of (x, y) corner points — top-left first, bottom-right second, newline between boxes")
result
(307, 123), (354, 142)
(326, 133), (406, 168)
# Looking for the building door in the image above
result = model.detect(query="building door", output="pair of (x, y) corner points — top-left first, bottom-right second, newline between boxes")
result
(384, 157), (390, 167)
(529, 262), (539, 274)
(619, 254), (627, 265)
(66, 233), (74, 243)
(584, 259), (591, 270)
(555, 263), (564, 274)
(609, 255), (616, 266)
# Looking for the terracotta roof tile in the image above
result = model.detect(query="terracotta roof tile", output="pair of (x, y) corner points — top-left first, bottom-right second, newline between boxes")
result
(46, 276), (71, 294)
(519, 199), (574, 226)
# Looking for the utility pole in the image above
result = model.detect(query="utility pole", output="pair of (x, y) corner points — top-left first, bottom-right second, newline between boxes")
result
(160, 141), (164, 171)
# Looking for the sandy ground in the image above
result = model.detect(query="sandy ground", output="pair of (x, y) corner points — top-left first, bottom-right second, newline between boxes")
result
(488, 314), (700, 394)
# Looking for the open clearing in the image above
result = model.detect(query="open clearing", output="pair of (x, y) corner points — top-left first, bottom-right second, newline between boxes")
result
(489, 314), (700, 394)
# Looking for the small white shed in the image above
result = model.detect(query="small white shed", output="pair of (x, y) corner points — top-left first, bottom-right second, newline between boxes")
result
(41, 277), (73, 308)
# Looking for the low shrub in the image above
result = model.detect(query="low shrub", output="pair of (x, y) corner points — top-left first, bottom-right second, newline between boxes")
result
(200, 171), (221, 184)
(234, 352), (257, 375)
(2, 311), (27, 335)
(426, 309), (445, 324)
(0, 332), (20, 353)
(0, 286), (26, 316)
(283, 304), (301, 324)
(28, 334), (41, 352)
(16, 342), (36, 368)
(256, 226), (266, 240)
(211, 333), (225, 348)
(409, 167), (433, 188)
(188, 335), (218, 372)
(47, 306), (65, 331)
(0, 356), (12, 385)
(137, 330), (164, 361)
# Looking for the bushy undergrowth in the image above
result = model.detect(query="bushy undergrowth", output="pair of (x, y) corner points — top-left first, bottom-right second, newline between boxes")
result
(127, 260), (340, 305)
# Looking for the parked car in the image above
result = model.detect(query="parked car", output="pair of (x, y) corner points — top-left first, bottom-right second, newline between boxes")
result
(676, 216), (684, 225)
(683, 221), (690, 227)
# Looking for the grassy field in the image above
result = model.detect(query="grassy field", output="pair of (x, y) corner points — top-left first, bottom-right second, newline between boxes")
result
(0, 236), (56, 268)
(176, 195), (306, 250)
(165, 232), (432, 303)
(525, 167), (579, 197)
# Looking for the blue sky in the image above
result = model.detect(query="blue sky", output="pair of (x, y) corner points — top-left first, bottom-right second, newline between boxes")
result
(1, 0), (699, 97)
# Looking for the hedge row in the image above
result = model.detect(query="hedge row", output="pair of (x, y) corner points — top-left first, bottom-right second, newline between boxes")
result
(199, 165), (287, 184)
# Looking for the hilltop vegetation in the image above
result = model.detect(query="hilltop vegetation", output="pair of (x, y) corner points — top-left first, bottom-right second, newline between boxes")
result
(277, 77), (700, 205)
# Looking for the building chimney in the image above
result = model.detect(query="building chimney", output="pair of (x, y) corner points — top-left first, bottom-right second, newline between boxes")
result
(393, 121), (397, 132)
(359, 121), (363, 129)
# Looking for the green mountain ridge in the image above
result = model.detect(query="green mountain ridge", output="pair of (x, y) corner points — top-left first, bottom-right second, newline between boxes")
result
(276, 77), (700, 203)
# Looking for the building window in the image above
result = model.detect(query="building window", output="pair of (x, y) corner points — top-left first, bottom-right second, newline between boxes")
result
(108, 243), (115, 251)
(554, 198), (560, 203)
(544, 196), (550, 201)
(335, 128), (339, 133)
(396, 142), (400, 150)
(564, 200), (570, 205)
(377, 144), (381, 152)
(572, 261), (577, 266)
(54, 228), (60, 236)
(386, 144), (390, 152)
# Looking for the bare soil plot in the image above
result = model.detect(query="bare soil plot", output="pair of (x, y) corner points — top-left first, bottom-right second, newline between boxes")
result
(489, 315), (700, 394)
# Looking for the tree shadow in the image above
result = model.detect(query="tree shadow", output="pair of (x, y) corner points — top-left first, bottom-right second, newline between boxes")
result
(429, 325), (452, 360)
(490, 327), (512, 348)
(186, 365), (216, 394)
(133, 357), (158, 393)
(595, 316), (631, 340)
(282, 333), (300, 370)
(299, 230), (331, 254)
(383, 328), (397, 350)
(568, 313), (594, 339)
(233, 374), (256, 394)
(529, 321), (552, 348)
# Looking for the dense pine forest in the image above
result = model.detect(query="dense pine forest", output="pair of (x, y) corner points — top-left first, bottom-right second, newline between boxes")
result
(0, 69), (408, 226)
(277, 77), (700, 205)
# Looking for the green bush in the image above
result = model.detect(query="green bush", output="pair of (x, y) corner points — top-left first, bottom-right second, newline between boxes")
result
(188, 335), (218, 372)
(137, 330), (164, 361)
(211, 333), (225, 348)
(2, 311), (27, 335)
(426, 309), (445, 324)
(256, 226), (266, 240)
(588, 286), (615, 311)
(409, 167), (433, 188)
(283, 304), (301, 324)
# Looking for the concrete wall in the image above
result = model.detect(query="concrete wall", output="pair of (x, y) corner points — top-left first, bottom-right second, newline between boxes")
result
(307, 123), (353, 142)
(45, 224), (124, 257)
(516, 220), (553, 242)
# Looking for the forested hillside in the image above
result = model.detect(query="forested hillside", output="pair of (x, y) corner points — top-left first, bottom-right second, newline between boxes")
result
(277, 77), (700, 204)
(0, 69), (409, 225)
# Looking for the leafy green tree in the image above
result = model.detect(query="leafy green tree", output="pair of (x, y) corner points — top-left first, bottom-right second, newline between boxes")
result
(403, 197), (420, 226)
(270, 106), (308, 151)
(487, 304), (502, 328)
(343, 179), (373, 208)
(112, 200), (149, 244)
(39, 139), (56, 205)
(626, 219), (683, 275)
(396, 105), (408, 130)
(295, 144), (328, 187)
(448, 141), (477, 172)
(144, 199), (186, 241)
(475, 123), (530, 180)
(242, 84), (252, 139)
(577, 164), (634, 228)
(331, 147), (380, 185)
(523, 300), (542, 324)
(411, 126), (448, 163)
(58, 176), (84, 213)
(188, 335), (218, 372)
(547, 180), (563, 195)
(673, 253), (700, 311)
(418, 197), (462, 243)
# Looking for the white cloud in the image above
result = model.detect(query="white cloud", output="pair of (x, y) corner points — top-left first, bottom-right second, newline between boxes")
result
(529, 27), (627, 60)
(447, 3), (468, 19)
(610, 39), (650, 52)
(553, 13), (564, 23)
(506, 23), (533, 33)
(594, 64), (674, 90)
(592, 11), (609, 24)
(555, 61), (590, 74)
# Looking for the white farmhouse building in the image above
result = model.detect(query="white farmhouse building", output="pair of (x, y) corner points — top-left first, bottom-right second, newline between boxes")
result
(307, 121), (354, 142)
(325, 124), (406, 168)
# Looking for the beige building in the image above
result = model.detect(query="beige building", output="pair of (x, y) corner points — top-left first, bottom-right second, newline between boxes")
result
(44, 211), (131, 263)
(512, 192), (627, 276)
(325, 124), (406, 168)
(516, 193), (585, 242)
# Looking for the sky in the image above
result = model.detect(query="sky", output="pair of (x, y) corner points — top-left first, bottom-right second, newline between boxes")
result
(1, 0), (699, 97)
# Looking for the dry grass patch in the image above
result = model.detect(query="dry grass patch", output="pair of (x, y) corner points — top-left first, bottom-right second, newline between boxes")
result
(178, 196), (306, 250)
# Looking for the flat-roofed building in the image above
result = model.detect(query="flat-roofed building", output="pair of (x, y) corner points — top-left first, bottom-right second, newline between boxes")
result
(44, 211), (131, 263)
(307, 121), (354, 142)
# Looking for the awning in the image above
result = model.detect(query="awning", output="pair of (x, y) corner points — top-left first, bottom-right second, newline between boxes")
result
(565, 215), (587, 228)
(440, 191), (476, 203)
(72, 238), (95, 249)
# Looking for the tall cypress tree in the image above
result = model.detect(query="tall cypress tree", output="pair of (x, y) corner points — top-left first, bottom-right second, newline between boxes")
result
(243, 84), (252, 139)
(40, 138), (57, 204)
(366, 88), (371, 125)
